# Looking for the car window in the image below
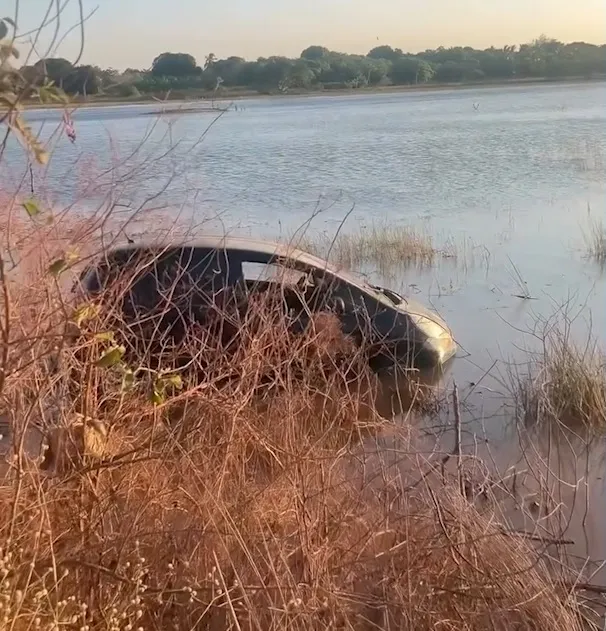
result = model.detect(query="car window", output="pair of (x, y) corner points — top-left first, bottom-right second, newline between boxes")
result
(242, 261), (307, 285)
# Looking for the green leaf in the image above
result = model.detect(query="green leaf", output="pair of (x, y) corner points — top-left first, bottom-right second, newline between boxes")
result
(22, 199), (41, 217)
(121, 369), (135, 392)
(161, 373), (183, 390)
(151, 389), (164, 406)
(93, 331), (115, 342)
(96, 345), (125, 368)
(0, 20), (7, 40)
(49, 249), (79, 275)
(48, 259), (67, 277)
(72, 303), (100, 327)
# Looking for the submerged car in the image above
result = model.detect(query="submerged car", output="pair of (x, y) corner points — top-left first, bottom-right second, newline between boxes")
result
(75, 236), (457, 371)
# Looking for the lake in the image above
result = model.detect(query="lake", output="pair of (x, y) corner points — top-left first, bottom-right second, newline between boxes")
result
(2, 81), (606, 586)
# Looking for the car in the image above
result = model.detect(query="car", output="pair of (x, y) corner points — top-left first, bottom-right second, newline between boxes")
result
(74, 236), (457, 372)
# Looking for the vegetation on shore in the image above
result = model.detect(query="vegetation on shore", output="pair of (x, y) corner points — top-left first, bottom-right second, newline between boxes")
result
(0, 203), (601, 631)
(18, 75), (606, 109)
(11, 34), (606, 101)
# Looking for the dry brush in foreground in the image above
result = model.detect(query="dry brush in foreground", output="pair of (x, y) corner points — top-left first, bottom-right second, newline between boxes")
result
(0, 212), (600, 631)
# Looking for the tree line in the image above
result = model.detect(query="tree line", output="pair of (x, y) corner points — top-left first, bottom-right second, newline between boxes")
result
(20, 36), (606, 98)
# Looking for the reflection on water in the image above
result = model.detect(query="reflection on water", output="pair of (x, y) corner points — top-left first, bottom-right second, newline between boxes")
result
(369, 369), (606, 593)
(373, 361), (454, 419)
(2, 81), (605, 588)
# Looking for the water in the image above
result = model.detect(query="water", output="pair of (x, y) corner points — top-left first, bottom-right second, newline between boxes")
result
(2, 81), (606, 587)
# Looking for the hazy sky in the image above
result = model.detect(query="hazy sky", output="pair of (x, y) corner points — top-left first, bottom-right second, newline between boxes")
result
(13, 0), (606, 69)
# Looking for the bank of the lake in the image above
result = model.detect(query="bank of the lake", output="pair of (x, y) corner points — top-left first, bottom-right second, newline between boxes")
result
(20, 74), (606, 110)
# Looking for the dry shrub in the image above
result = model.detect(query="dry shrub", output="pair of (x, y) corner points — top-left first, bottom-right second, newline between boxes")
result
(582, 214), (606, 265)
(509, 326), (606, 432)
(0, 428), (587, 631)
(296, 222), (440, 274)
(0, 217), (597, 631)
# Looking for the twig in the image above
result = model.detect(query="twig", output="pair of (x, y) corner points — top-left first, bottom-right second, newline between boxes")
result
(565, 582), (606, 595)
(453, 381), (463, 496)
(500, 528), (574, 545)
(507, 255), (534, 299)
(402, 383), (467, 494)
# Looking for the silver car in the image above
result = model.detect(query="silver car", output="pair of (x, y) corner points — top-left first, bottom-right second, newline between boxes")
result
(77, 236), (457, 371)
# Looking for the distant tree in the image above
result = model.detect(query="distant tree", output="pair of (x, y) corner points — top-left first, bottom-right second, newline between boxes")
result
(232, 61), (258, 87)
(20, 65), (40, 85)
(367, 45), (402, 61)
(390, 58), (434, 84)
(286, 59), (316, 88)
(302, 58), (331, 81)
(300, 46), (329, 60)
(390, 57), (419, 84)
(106, 82), (141, 98)
(32, 57), (73, 87)
(204, 52), (217, 70)
(206, 56), (246, 86)
(63, 65), (101, 95)
(476, 48), (516, 78)
(361, 58), (391, 85)
(151, 52), (197, 77)
(122, 68), (144, 83)
(126, 39), (606, 96)
(416, 60), (435, 83)
(253, 56), (294, 91)
(418, 46), (477, 67)
(434, 59), (482, 83)
(559, 42), (605, 75)
(91, 65), (119, 88)
(319, 53), (367, 85)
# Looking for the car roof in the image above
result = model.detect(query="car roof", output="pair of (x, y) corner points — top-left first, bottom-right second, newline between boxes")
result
(103, 234), (368, 287)
(85, 235), (453, 330)
(191, 235), (340, 269)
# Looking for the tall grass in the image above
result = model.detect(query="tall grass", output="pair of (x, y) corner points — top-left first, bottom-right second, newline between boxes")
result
(296, 223), (441, 273)
(507, 322), (606, 432)
(582, 215), (606, 265)
(0, 206), (601, 630)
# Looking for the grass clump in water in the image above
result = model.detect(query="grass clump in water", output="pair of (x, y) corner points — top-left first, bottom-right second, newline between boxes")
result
(297, 223), (440, 273)
(510, 327), (606, 432)
(582, 215), (606, 265)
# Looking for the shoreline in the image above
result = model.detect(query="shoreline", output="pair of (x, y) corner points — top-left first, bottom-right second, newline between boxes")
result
(21, 75), (606, 111)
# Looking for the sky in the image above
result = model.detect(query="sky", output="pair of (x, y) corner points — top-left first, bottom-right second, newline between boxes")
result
(10, 0), (606, 70)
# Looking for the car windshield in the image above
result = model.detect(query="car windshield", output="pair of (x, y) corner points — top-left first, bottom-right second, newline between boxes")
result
(284, 258), (405, 309)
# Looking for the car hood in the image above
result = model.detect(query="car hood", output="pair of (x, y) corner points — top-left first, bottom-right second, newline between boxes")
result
(370, 284), (450, 328)
(370, 284), (456, 351)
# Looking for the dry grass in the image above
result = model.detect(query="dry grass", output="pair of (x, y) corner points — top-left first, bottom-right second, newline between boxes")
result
(0, 208), (601, 631)
(295, 223), (442, 273)
(582, 215), (606, 265)
(508, 325), (606, 432)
